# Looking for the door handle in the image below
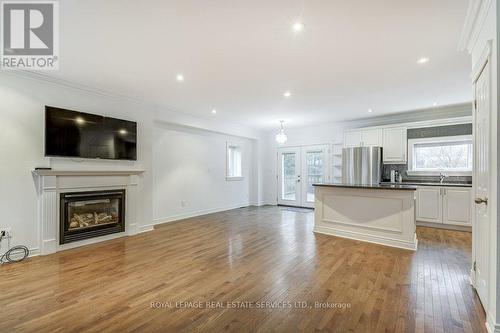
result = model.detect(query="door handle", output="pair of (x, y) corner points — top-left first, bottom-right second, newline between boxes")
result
(474, 197), (488, 205)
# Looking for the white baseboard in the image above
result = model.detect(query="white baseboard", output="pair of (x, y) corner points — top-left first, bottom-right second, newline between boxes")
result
(41, 239), (57, 255)
(152, 203), (250, 227)
(469, 268), (476, 287)
(313, 226), (418, 251)
(486, 313), (500, 333)
(127, 223), (139, 236)
(139, 225), (155, 233)
(249, 202), (268, 207)
(28, 247), (40, 257)
(417, 221), (472, 232)
(251, 201), (277, 207)
(0, 247), (39, 261)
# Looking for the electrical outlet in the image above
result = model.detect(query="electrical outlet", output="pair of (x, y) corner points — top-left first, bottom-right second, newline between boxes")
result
(0, 228), (11, 237)
(181, 200), (187, 208)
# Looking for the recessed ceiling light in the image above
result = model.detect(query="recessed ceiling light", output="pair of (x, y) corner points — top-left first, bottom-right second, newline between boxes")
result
(368, 108), (373, 113)
(433, 102), (438, 106)
(292, 22), (304, 33)
(176, 74), (184, 82)
(211, 109), (217, 114)
(283, 91), (291, 98)
(75, 117), (85, 125)
(417, 57), (430, 64)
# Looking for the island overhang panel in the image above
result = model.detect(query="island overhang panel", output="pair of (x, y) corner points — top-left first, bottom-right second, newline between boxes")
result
(313, 184), (418, 251)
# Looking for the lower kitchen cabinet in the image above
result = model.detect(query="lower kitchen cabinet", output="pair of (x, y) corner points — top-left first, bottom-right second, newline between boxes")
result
(416, 186), (472, 227)
(442, 187), (472, 225)
(416, 187), (442, 223)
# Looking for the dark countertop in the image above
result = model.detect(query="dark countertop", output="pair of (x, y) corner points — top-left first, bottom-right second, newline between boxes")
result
(380, 181), (472, 188)
(313, 183), (417, 191)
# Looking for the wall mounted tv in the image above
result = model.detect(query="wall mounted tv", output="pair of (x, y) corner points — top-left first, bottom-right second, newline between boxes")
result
(45, 106), (137, 160)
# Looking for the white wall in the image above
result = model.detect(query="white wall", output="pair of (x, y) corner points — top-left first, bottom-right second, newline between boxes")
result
(152, 123), (255, 224)
(0, 72), (263, 254)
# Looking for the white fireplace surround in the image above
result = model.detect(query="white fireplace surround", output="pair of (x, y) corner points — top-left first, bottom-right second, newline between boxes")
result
(33, 170), (144, 255)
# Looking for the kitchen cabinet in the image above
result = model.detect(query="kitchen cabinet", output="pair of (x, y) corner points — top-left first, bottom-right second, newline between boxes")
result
(344, 131), (362, 147)
(442, 187), (472, 225)
(416, 186), (471, 226)
(343, 129), (382, 147)
(416, 187), (442, 223)
(362, 129), (383, 146)
(382, 127), (407, 164)
(343, 126), (406, 163)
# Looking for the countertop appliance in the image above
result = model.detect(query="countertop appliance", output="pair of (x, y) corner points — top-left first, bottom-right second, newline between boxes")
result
(342, 146), (382, 185)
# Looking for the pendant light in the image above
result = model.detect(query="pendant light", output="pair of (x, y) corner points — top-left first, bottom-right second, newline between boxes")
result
(275, 120), (288, 144)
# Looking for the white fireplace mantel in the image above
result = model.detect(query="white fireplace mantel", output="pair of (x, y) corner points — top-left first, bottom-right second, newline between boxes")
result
(33, 169), (145, 176)
(33, 169), (145, 255)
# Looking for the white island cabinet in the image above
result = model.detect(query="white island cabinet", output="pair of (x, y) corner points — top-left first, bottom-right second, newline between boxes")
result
(313, 184), (418, 250)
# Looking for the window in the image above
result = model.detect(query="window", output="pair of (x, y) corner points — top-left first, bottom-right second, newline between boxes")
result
(407, 135), (472, 175)
(226, 143), (243, 180)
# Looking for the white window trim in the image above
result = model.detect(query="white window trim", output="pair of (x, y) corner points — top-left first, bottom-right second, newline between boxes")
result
(226, 142), (244, 181)
(407, 135), (473, 176)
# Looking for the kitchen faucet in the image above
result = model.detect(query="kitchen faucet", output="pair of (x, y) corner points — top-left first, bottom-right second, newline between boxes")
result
(439, 172), (448, 183)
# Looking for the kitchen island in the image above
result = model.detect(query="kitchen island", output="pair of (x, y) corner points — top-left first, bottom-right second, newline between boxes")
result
(313, 183), (418, 250)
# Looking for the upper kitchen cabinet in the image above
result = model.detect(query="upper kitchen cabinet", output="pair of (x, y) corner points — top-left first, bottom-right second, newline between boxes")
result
(382, 127), (407, 164)
(362, 129), (383, 146)
(344, 131), (362, 147)
(344, 129), (382, 147)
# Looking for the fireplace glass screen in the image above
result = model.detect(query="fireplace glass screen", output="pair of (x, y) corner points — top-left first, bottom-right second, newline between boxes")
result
(60, 190), (125, 244)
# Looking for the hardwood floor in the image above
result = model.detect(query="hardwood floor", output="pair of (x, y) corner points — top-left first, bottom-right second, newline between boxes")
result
(0, 206), (486, 333)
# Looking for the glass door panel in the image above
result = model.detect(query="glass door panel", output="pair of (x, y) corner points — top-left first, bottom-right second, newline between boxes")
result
(282, 153), (297, 201)
(301, 145), (329, 208)
(305, 151), (324, 202)
(278, 148), (301, 206)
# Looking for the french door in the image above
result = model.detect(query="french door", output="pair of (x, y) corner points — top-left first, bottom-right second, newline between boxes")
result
(277, 145), (329, 208)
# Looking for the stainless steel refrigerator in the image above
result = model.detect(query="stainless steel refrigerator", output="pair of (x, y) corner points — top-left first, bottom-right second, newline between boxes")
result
(342, 146), (382, 185)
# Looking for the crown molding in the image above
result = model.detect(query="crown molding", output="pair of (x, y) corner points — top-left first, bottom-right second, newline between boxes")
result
(0, 70), (155, 105)
(341, 102), (472, 129)
(458, 0), (492, 53)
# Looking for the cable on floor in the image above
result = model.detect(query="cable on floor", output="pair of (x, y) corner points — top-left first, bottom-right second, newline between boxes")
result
(0, 234), (29, 265)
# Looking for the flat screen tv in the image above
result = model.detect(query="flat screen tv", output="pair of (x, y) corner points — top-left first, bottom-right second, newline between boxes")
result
(45, 106), (137, 160)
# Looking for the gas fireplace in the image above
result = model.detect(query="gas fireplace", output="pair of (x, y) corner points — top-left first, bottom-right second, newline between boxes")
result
(60, 190), (125, 244)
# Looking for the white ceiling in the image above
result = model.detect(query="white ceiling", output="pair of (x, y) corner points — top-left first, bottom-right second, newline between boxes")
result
(49, 0), (471, 129)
